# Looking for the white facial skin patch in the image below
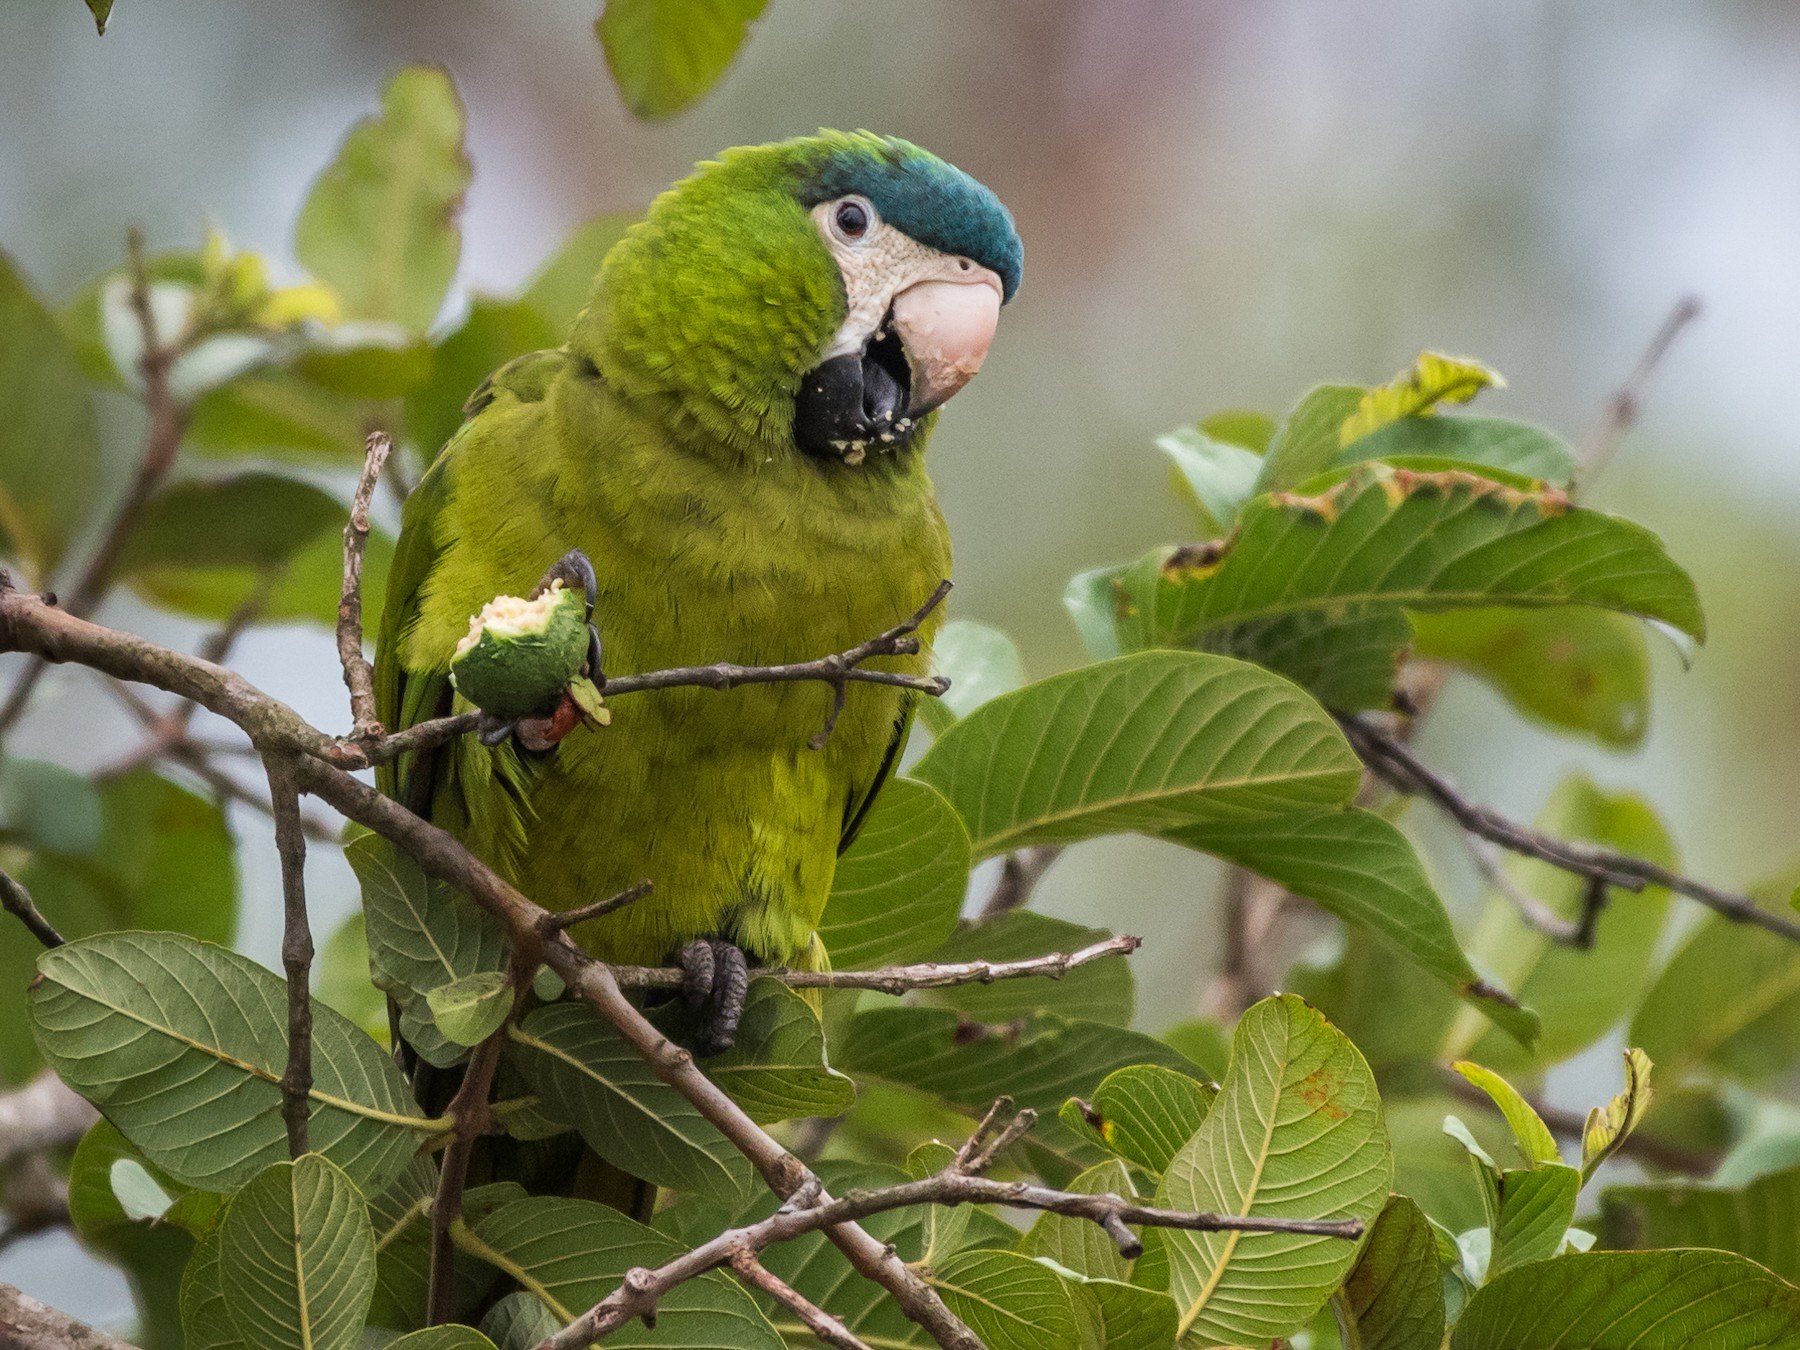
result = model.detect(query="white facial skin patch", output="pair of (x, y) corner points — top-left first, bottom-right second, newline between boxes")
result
(812, 198), (973, 357)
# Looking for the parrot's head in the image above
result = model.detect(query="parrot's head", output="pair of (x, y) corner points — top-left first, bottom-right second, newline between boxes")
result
(585, 131), (1021, 467)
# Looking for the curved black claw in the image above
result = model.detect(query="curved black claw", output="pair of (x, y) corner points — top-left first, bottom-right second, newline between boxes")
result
(532, 548), (604, 682)
(677, 938), (750, 1056)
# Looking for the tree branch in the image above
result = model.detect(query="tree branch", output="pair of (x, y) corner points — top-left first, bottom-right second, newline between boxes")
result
(0, 1283), (140, 1350)
(0, 869), (65, 949)
(1578, 295), (1703, 482)
(979, 845), (1063, 918)
(338, 431), (391, 740)
(1339, 712), (1800, 944)
(264, 755), (312, 1158)
(728, 1250), (872, 1350)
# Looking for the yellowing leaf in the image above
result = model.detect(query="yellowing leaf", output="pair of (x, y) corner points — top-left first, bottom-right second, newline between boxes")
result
(1340, 351), (1505, 446)
(1583, 1048), (1654, 1181)
(1452, 1061), (1561, 1168)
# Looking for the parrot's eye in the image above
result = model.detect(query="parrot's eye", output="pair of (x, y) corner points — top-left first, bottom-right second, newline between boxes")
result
(830, 197), (873, 243)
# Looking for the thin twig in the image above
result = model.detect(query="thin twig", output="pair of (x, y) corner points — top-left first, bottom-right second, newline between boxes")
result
(265, 755), (312, 1159)
(0, 869), (65, 949)
(980, 845), (1064, 917)
(1342, 712), (1800, 944)
(729, 1250), (873, 1350)
(1578, 295), (1703, 481)
(339, 431), (391, 740)
(536, 881), (653, 936)
(1461, 833), (1585, 945)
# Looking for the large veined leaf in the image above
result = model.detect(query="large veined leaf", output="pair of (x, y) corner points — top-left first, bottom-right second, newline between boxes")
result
(388, 1330), (499, 1350)
(296, 67), (469, 332)
(1600, 1162), (1800, 1283)
(1254, 384), (1363, 492)
(180, 1225), (240, 1350)
(345, 827), (507, 1068)
(366, 1156), (522, 1329)
(667, 981), (855, 1123)
(1450, 1249), (1800, 1349)
(507, 1002), (753, 1201)
(915, 911), (1134, 1026)
(1447, 778), (1672, 1069)
(1079, 1277), (1181, 1350)
(1170, 807), (1539, 1044)
(1412, 606), (1650, 746)
(1157, 994), (1391, 1347)
(596, 0), (768, 120)
(1094, 464), (1704, 659)
(30, 932), (431, 1191)
(480, 1294), (560, 1350)
(912, 651), (1361, 858)
(819, 777), (970, 968)
(1019, 1158), (1142, 1282)
(0, 250), (100, 582)
(213, 1155), (377, 1350)
(1337, 414), (1579, 486)
(917, 618), (1027, 733)
(468, 1196), (782, 1346)
(1062, 1063), (1217, 1180)
(1338, 1196), (1447, 1350)
(931, 1249), (1084, 1350)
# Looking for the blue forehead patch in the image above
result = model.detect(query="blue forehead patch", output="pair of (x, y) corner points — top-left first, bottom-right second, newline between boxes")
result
(798, 133), (1023, 302)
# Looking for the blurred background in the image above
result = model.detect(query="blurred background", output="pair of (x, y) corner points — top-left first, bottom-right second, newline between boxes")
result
(4, 0), (1800, 1327)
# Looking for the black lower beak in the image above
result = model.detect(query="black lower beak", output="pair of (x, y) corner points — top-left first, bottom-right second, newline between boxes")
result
(793, 323), (916, 462)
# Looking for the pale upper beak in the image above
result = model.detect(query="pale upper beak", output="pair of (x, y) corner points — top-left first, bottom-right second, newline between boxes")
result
(889, 265), (1005, 416)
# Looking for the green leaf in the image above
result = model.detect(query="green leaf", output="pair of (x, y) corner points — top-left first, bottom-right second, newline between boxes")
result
(296, 67), (470, 333)
(180, 1224), (242, 1350)
(1200, 408), (1275, 453)
(346, 827), (507, 1068)
(426, 971), (513, 1048)
(1080, 1277), (1181, 1350)
(1157, 994), (1391, 1346)
(187, 368), (368, 465)
(1381, 1095), (1515, 1236)
(293, 332), (431, 399)
(1019, 1158), (1141, 1281)
(507, 1002), (754, 1200)
(520, 214), (636, 330)
(917, 619), (1026, 735)
(1097, 465), (1705, 660)
(1338, 1196), (1447, 1350)
(1255, 383), (1364, 492)
(1451, 1062), (1561, 1167)
(596, 0), (768, 120)
(404, 298), (560, 460)
(0, 758), (104, 856)
(85, 0), (116, 34)
(1073, 1063), (1216, 1179)
(1064, 564), (1126, 661)
(1412, 607), (1649, 746)
(1172, 808), (1538, 1045)
(1338, 415), (1577, 486)
(904, 1140), (973, 1265)
(1600, 1161), (1800, 1283)
(69, 1120), (221, 1236)
(1449, 1249), (1800, 1349)
(0, 250), (101, 582)
(366, 1158), (520, 1330)
(215, 1155), (376, 1350)
(819, 777), (970, 968)
(931, 1249), (1084, 1350)
(479, 1294), (559, 1350)
(1194, 605), (1415, 711)
(30, 932), (430, 1191)
(1629, 878), (1800, 1087)
(912, 651), (1362, 859)
(468, 1196), (783, 1345)
(1339, 351), (1505, 445)
(1582, 1047), (1654, 1182)
(916, 912), (1133, 1025)
(1159, 426), (1264, 536)
(1487, 1163), (1582, 1278)
(1447, 778), (1673, 1070)
(386, 1330), (497, 1350)
(313, 913), (390, 1046)
(677, 980), (855, 1123)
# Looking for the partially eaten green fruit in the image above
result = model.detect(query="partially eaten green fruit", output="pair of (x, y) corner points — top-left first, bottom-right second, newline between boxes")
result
(450, 581), (590, 721)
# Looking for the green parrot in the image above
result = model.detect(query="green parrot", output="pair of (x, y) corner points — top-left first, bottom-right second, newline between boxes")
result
(376, 131), (1021, 1052)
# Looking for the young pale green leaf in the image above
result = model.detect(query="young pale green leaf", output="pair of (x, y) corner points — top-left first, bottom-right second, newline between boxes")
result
(68, 1120), (222, 1237)
(468, 1196), (783, 1345)
(520, 213), (636, 329)
(1019, 1158), (1141, 1281)
(1582, 1047), (1653, 1181)
(296, 67), (469, 332)
(386, 1330), (498, 1350)
(1075, 1063), (1216, 1179)
(30, 932), (430, 1192)
(1451, 1061), (1562, 1167)
(1336, 414), (1578, 485)
(186, 368), (368, 464)
(0, 251), (101, 583)
(1447, 778), (1673, 1070)
(1600, 1161), (1800, 1283)
(1487, 1163), (1582, 1278)
(1200, 408), (1276, 452)
(404, 298), (561, 459)
(931, 1249), (1084, 1350)
(1338, 1196), (1447, 1350)
(1339, 351), (1505, 445)
(917, 618), (1026, 734)
(1063, 564), (1127, 661)
(1449, 1249), (1800, 1349)
(1413, 606), (1648, 746)
(596, 0), (768, 120)
(915, 911), (1133, 1025)
(1170, 808), (1538, 1045)
(1159, 426), (1264, 535)
(0, 758), (103, 856)
(507, 1003), (753, 1201)
(215, 1154), (377, 1350)
(1099, 465), (1705, 659)
(1157, 994), (1392, 1347)
(675, 980), (854, 1123)
(1254, 383), (1364, 492)
(820, 777), (970, 968)
(912, 651), (1362, 859)
(426, 971), (514, 1048)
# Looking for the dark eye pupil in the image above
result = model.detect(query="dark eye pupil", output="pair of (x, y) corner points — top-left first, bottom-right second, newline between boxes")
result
(836, 202), (868, 236)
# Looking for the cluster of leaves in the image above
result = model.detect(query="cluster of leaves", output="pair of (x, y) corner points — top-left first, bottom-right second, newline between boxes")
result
(9, 51), (1800, 1350)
